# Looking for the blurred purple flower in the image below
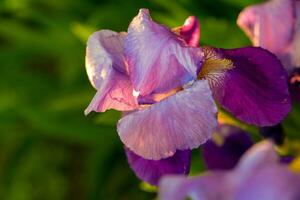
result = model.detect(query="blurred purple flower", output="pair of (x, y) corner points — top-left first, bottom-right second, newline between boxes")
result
(202, 124), (253, 170)
(237, 0), (300, 101)
(85, 8), (291, 184)
(159, 140), (300, 200)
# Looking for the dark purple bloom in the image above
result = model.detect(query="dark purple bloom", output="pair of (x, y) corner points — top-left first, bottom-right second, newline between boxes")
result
(85, 8), (290, 172)
(159, 140), (300, 200)
(202, 125), (253, 170)
(125, 147), (191, 185)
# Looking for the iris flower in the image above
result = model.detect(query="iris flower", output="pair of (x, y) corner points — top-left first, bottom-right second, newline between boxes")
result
(237, 0), (300, 101)
(159, 140), (300, 200)
(85, 9), (290, 184)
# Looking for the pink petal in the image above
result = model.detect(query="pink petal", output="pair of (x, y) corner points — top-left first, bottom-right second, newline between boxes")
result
(178, 16), (200, 47)
(237, 0), (297, 72)
(85, 70), (138, 114)
(85, 30), (138, 113)
(125, 9), (204, 96)
(117, 80), (217, 160)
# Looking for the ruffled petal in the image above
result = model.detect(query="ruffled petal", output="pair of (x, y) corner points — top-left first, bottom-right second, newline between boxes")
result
(203, 47), (291, 126)
(85, 70), (138, 114)
(125, 147), (191, 185)
(118, 80), (217, 160)
(175, 16), (200, 47)
(85, 30), (138, 113)
(202, 125), (253, 170)
(125, 9), (204, 96)
(237, 0), (297, 72)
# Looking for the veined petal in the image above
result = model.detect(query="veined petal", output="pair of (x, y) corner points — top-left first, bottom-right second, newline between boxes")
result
(118, 80), (217, 160)
(85, 30), (138, 113)
(125, 147), (191, 185)
(125, 9), (204, 96)
(174, 16), (200, 47)
(85, 71), (138, 114)
(202, 47), (291, 126)
(86, 30), (127, 89)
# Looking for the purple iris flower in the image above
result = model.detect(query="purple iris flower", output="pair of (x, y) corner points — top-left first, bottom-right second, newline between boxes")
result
(202, 124), (253, 170)
(237, 0), (300, 101)
(159, 140), (300, 200)
(85, 9), (290, 184)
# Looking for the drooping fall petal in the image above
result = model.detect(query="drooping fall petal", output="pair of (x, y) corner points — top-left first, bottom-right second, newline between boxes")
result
(125, 9), (204, 96)
(202, 47), (291, 126)
(125, 147), (191, 185)
(118, 80), (217, 160)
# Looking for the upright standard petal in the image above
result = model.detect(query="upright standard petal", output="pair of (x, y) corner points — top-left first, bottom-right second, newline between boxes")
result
(202, 125), (253, 170)
(85, 30), (138, 113)
(174, 16), (200, 47)
(125, 147), (191, 185)
(237, 0), (297, 72)
(202, 47), (291, 126)
(125, 9), (204, 96)
(118, 80), (217, 160)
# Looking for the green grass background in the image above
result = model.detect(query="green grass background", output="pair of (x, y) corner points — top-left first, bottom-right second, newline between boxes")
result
(1, 0), (300, 199)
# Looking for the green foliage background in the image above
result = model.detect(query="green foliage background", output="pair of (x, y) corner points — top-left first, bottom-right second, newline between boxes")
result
(2, 0), (299, 199)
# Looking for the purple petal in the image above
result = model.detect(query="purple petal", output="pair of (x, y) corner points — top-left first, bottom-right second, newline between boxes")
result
(236, 140), (278, 175)
(159, 173), (228, 200)
(202, 125), (253, 170)
(160, 140), (300, 200)
(118, 80), (217, 160)
(85, 70), (138, 114)
(125, 147), (191, 185)
(85, 30), (138, 113)
(178, 16), (200, 47)
(125, 9), (204, 96)
(235, 165), (300, 200)
(237, 0), (297, 72)
(205, 47), (291, 126)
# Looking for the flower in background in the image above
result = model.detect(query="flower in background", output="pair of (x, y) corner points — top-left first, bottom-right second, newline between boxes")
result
(237, 0), (300, 101)
(159, 140), (300, 200)
(85, 9), (290, 184)
(202, 124), (253, 170)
